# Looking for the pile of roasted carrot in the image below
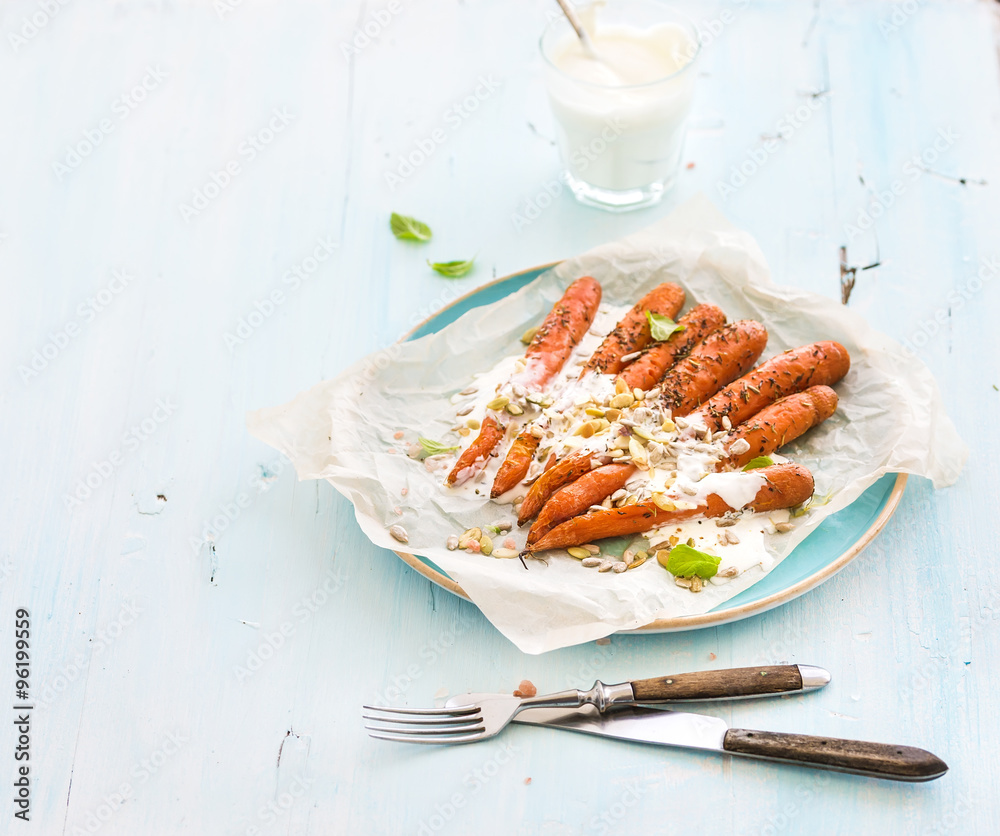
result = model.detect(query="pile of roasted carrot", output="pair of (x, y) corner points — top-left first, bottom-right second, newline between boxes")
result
(445, 276), (850, 556)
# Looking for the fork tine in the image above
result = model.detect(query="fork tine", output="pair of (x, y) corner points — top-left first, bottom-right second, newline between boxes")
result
(364, 722), (486, 736)
(363, 713), (482, 726)
(361, 704), (478, 717)
(367, 729), (487, 745)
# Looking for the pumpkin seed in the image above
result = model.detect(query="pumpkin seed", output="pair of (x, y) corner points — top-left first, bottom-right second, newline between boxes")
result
(521, 326), (538, 344)
(567, 546), (591, 559)
(487, 395), (510, 410)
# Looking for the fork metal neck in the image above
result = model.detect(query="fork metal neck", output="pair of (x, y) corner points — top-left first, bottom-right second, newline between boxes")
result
(517, 681), (635, 713)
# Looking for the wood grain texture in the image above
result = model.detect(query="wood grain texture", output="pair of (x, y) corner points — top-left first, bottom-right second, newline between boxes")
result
(724, 729), (949, 781)
(0, 0), (996, 833)
(632, 665), (803, 701)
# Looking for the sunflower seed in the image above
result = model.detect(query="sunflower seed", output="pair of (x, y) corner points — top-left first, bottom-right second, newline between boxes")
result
(581, 557), (603, 568)
(775, 522), (795, 533)
(598, 559), (616, 572)
(446, 535), (459, 550)
(456, 405), (474, 416)
(620, 350), (642, 364)
(389, 525), (408, 544)
(459, 386), (478, 396)
(721, 415), (732, 431)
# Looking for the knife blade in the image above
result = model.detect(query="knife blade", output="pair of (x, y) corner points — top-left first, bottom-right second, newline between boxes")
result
(443, 697), (948, 782)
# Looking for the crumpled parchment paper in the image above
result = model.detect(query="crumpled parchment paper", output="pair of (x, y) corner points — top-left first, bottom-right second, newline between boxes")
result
(247, 195), (967, 654)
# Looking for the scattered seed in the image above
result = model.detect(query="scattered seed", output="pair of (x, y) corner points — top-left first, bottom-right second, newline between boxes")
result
(582, 543), (600, 554)
(567, 546), (591, 559)
(627, 555), (647, 569)
(590, 457), (605, 469)
(466, 418), (480, 430)
(689, 576), (703, 593)
(620, 350), (642, 364)
(721, 415), (732, 431)
(729, 438), (751, 456)
(506, 403), (524, 416)
(604, 407), (621, 421)
(674, 576), (693, 588)
(610, 393), (635, 409)
(521, 326), (538, 345)
(479, 535), (494, 555)
(389, 525), (408, 544)
(456, 405), (474, 417)
(581, 557), (603, 568)
(588, 505), (606, 513)
(459, 428), (471, 437)
(720, 566), (739, 578)
(615, 378), (629, 395)
(446, 535), (460, 550)
(598, 559), (616, 572)
(775, 522), (795, 533)
(529, 425), (544, 439)
(490, 519), (512, 533)
(492, 547), (520, 559)
(610, 489), (627, 502)
(632, 388), (644, 401)
(646, 387), (661, 399)
(724, 530), (741, 545)
(680, 484), (698, 496)
(459, 386), (478, 396)
(674, 417), (688, 430)
(715, 517), (738, 527)
(612, 562), (628, 573)
(487, 395), (510, 410)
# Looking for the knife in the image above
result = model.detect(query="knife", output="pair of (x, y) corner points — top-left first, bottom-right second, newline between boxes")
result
(446, 666), (947, 782)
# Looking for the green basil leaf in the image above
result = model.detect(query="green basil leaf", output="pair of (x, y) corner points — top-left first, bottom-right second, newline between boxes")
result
(742, 456), (774, 471)
(662, 544), (721, 579)
(390, 213), (432, 242)
(646, 311), (685, 342)
(418, 437), (459, 456)
(427, 258), (475, 278)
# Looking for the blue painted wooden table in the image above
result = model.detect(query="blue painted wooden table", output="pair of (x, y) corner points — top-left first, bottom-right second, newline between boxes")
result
(1, 0), (996, 833)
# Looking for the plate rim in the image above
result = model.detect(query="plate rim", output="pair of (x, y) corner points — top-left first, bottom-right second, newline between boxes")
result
(391, 263), (908, 633)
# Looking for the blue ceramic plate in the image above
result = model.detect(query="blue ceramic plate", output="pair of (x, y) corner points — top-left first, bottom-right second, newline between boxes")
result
(395, 265), (906, 633)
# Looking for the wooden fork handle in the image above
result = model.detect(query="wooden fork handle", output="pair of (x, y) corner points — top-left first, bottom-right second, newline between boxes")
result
(630, 665), (812, 702)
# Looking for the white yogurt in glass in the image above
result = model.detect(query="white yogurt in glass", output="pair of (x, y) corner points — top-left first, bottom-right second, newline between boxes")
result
(540, 2), (700, 210)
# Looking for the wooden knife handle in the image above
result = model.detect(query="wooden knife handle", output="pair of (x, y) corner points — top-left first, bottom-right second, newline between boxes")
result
(630, 665), (804, 702)
(723, 728), (948, 782)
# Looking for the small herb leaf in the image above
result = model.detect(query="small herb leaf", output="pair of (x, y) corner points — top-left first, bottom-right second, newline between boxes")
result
(646, 311), (685, 342)
(663, 544), (721, 579)
(390, 213), (432, 242)
(428, 258), (475, 278)
(418, 437), (460, 456)
(742, 456), (774, 471)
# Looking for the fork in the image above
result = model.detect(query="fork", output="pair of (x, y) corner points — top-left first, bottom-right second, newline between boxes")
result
(363, 664), (828, 744)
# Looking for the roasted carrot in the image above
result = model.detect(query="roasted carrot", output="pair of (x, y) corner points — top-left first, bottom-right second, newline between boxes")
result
(491, 429), (540, 497)
(581, 283), (685, 377)
(617, 303), (727, 391)
(447, 415), (505, 486)
(721, 386), (838, 470)
(527, 463), (815, 552)
(659, 320), (768, 416)
(527, 463), (637, 544)
(517, 276), (602, 390)
(691, 341), (850, 433)
(448, 277), (602, 486)
(516, 450), (611, 525)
